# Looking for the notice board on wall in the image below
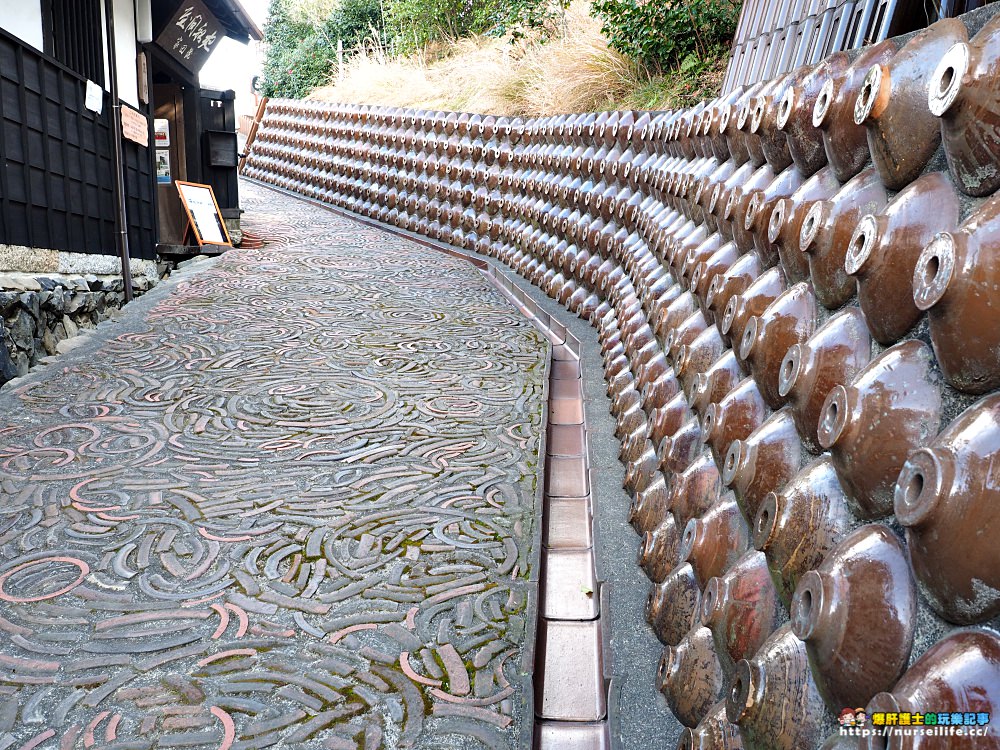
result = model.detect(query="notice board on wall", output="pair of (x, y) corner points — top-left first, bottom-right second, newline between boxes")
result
(175, 181), (232, 247)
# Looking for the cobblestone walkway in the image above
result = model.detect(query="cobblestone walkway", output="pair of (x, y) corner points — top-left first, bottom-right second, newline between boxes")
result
(0, 182), (547, 749)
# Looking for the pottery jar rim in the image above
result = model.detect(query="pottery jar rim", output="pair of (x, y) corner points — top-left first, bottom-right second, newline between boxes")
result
(790, 568), (827, 641)
(812, 78), (836, 128)
(845, 213), (883, 277)
(894, 447), (949, 526)
(817, 384), (856, 449)
(778, 343), (804, 398)
(701, 574), (727, 626)
(767, 198), (787, 244)
(753, 491), (782, 551)
(800, 201), (827, 254)
(776, 87), (795, 131)
(854, 64), (890, 125)
(928, 41), (971, 117)
(726, 658), (764, 724)
(913, 232), (958, 311)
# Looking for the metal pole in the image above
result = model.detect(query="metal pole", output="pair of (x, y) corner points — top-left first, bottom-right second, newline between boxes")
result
(103, 0), (135, 302)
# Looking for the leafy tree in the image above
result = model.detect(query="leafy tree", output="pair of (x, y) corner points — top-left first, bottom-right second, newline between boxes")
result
(591, 0), (741, 72)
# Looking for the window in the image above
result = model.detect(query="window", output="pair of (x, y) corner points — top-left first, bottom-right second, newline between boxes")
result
(43, 0), (105, 84)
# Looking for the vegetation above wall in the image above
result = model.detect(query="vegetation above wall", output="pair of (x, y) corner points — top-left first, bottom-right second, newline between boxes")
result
(261, 0), (740, 113)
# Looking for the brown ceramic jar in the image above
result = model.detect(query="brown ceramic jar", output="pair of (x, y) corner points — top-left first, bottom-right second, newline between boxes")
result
(691, 350), (742, 418)
(749, 74), (794, 172)
(778, 308), (872, 452)
(650, 392), (692, 446)
(865, 629), (1000, 750)
(817, 341), (942, 519)
(929, 14), (1000, 196)
(853, 19), (968, 190)
(702, 378), (769, 469)
(708, 254), (763, 346)
(895, 394), (1000, 624)
(791, 525), (917, 711)
(739, 283), (818, 411)
(676, 327), (726, 397)
(658, 626), (726, 728)
(845, 171), (960, 345)
(677, 700), (744, 750)
(776, 61), (830, 177)
(723, 408), (806, 523)
(767, 167), (841, 284)
(799, 168), (887, 309)
(726, 624), (828, 750)
(912, 194), (1000, 394)
(669, 453), (723, 531)
(753, 457), (854, 606)
(721, 267), (787, 370)
(812, 44), (895, 182)
(681, 490), (750, 587)
(692, 242), (740, 311)
(701, 550), (784, 677)
(743, 166), (805, 268)
(629, 472), (671, 535)
(659, 417), (705, 475)
(648, 562), (702, 647)
(639, 514), (683, 584)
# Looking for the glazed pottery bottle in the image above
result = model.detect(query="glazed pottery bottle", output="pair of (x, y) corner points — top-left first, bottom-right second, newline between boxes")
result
(702, 550), (785, 676)
(669, 453), (723, 531)
(677, 700), (744, 750)
(791, 525), (917, 711)
(866, 629), (1000, 749)
(817, 341), (942, 519)
(845, 171), (960, 345)
(753, 457), (853, 606)
(743, 166), (805, 268)
(702, 378), (769, 469)
(639, 514), (683, 584)
(648, 562), (702, 646)
(799, 168), (887, 309)
(650, 392), (693, 446)
(739, 283), (818, 411)
(726, 165), (776, 256)
(776, 60), (832, 177)
(912, 193), (1000, 394)
(659, 416), (705, 475)
(767, 167), (841, 284)
(895, 394), (1000, 624)
(853, 18), (968, 190)
(722, 267), (787, 370)
(690, 350), (742, 418)
(629, 472), (671, 535)
(726, 624), (829, 750)
(748, 74), (794, 172)
(812, 43), (895, 182)
(707, 254), (763, 345)
(691, 242), (740, 311)
(681, 490), (750, 587)
(778, 308), (872, 452)
(929, 14), (1000, 196)
(676, 326), (726, 397)
(658, 626), (726, 728)
(723, 408), (806, 523)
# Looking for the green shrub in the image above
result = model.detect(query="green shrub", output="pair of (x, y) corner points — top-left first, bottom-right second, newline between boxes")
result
(386, 0), (498, 52)
(328, 0), (386, 49)
(591, 0), (740, 72)
(490, 0), (570, 42)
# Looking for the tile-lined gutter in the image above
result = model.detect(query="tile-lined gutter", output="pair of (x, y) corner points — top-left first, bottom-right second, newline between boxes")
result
(249, 179), (612, 748)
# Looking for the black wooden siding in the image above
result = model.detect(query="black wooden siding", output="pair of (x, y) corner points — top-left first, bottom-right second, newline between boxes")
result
(0, 27), (156, 261)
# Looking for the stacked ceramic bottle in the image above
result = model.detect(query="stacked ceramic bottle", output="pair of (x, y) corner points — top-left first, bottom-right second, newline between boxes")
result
(243, 11), (1000, 749)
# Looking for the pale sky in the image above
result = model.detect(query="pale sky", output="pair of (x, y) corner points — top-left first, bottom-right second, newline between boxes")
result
(199, 0), (271, 116)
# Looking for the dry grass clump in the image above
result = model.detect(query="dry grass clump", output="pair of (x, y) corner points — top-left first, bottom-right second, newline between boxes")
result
(309, 2), (719, 115)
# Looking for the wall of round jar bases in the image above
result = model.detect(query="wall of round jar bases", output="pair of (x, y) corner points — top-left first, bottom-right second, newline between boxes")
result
(243, 7), (1000, 748)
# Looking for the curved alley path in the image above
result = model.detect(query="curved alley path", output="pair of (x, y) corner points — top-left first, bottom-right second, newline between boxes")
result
(0, 181), (547, 750)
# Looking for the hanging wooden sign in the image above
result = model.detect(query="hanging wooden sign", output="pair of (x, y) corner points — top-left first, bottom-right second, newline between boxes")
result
(175, 181), (232, 247)
(155, 0), (225, 74)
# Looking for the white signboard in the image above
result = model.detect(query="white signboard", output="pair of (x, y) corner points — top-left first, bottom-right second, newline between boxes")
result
(175, 181), (231, 247)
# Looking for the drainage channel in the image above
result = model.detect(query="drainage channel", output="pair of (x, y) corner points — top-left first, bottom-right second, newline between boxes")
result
(247, 179), (612, 748)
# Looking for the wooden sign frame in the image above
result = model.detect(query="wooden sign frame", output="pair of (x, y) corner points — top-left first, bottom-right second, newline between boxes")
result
(175, 181), (232, 247)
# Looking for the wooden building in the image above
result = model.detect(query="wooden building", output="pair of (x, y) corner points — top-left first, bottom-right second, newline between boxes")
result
(0, 0), (261, 287)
